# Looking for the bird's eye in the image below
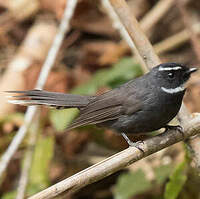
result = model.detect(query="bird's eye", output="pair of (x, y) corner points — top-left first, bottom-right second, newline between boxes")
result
(168, 72), (174, 79)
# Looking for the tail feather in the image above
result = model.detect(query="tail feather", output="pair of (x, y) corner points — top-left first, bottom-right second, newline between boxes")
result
(7, 89), (91, 109)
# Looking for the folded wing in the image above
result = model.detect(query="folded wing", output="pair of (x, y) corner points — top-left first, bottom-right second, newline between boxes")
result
(67, 88), (142, 130)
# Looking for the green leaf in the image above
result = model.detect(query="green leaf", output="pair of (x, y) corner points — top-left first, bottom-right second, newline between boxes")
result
(73, 57), (142, 94)
(27, 134), (54, 195)
(49, 108), (78, 131)
(114, 169), (151, 199)
(164, 161), (187, 199)
(50, 57), (142, 131)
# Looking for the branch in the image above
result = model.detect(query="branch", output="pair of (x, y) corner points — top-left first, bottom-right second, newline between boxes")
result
(0, 0), (78, 178)
(28, 116), (200, 199)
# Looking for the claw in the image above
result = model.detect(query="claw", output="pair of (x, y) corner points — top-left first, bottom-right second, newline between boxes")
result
(164, 125), (184, 138)
(128, 140), (145, 153)
(121, 133), (144, 152)
(176, 125), (184, 133)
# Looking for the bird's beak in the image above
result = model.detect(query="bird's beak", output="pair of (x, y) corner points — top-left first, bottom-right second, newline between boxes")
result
(187, 67), (198, 75)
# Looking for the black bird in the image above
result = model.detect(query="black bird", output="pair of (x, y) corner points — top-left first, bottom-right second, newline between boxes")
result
(7, 63), (197, 148)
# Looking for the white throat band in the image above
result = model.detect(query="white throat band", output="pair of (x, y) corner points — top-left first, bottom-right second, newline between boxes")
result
(161, 85), (185, 94)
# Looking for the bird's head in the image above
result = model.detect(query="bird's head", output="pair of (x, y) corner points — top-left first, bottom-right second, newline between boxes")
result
(151, 62), (197, 94)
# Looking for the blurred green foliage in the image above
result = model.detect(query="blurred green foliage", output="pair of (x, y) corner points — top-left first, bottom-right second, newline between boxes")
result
(50, 57), (142, 132)
(27, 134), (54, 195)
(0, 113), (24, 124)
(114, 169), (152, 199)
(114, 163), (174, 199)
(154, 164), (174, 185)
(2, 134), (54, 198)
(2, 191), (16, 199)
(164, 161), (187, 199)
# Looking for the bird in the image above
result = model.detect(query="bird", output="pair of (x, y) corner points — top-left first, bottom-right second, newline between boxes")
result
(7, 62), (197, 148)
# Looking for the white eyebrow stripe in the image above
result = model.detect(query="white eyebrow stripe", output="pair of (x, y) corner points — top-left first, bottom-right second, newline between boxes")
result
(161, 85), (185, 94)
(159, 66), (182, 71)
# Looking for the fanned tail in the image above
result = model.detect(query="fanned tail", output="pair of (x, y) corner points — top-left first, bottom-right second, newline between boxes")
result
(6, 89), (91, 109)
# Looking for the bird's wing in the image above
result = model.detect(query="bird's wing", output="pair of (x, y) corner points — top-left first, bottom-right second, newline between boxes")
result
(67, 88), (142, 130)
(67, 105), (123, 130)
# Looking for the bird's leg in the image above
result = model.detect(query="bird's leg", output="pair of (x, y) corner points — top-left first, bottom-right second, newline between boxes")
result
(121, 133), (144, 152)
(163, 125), (184, 137)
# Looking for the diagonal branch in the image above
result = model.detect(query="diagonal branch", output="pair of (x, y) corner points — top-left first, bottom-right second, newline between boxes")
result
(0, 0), (78, 178)
(29, 116), (200, 199)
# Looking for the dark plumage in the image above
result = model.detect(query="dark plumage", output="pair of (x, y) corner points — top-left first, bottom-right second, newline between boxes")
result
(7, 63), (197, 147)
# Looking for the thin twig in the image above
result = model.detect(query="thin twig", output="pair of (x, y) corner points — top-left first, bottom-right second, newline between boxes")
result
(29, 116), (200, 199)
(16, 112), (40, 199)
(154, 23), (200, 54)
(0, 0), (78, 178)
(0, 107), (36, 178)
(140, 0), (174, 34)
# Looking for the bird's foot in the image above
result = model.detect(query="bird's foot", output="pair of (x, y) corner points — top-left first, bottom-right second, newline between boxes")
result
(164, 125), (184, 137)
(121, 133), (144, 152)
(128, 140), (145, 153)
